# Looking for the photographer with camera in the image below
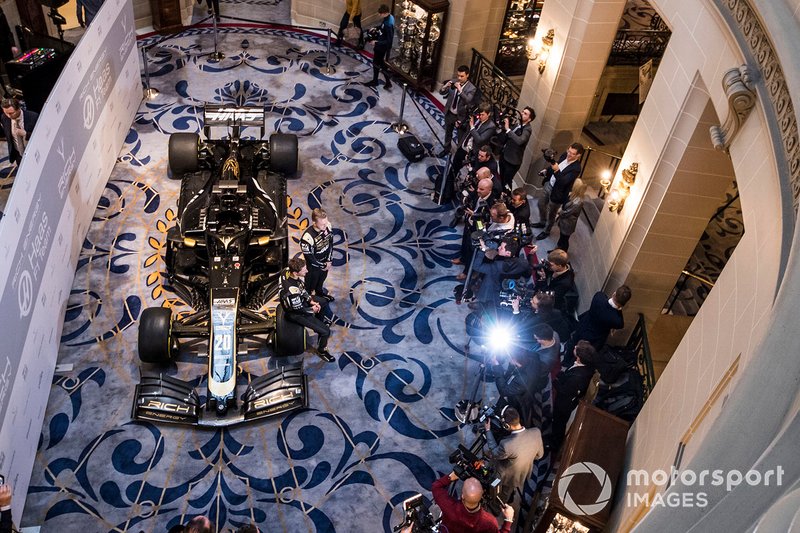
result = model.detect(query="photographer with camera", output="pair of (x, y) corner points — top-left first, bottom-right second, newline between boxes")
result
(432, 472), (514, 533)
(364, 4), (395, 90)
(534, 142), (584, 241)
(489, 342), (540, 429)
(484, 407), (544, 512)
(438, 65), (478, 157)
(439, 104), (495, 203)
(453, 177), (496, 280)
(512, 291), (572, 344)
(499, 106), (534, 193)
(469, 234), (530, 310)
(532, 249), (576, 315)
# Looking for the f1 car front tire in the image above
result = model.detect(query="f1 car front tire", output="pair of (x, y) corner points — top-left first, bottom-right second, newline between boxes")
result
(168, 133), (200, 178)
(275, 305), (307, 356)
(138, 307), (174, 364)
(269, 133), (299, 177)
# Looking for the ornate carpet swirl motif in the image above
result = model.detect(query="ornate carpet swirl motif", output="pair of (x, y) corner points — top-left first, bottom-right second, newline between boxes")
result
(23, 26), (552, 532)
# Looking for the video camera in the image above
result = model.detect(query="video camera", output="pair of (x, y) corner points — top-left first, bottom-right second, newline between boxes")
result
(363, 26), (384, 42)
(498, 278), (537, 308)
(494, 104), (522, 131)
(448, 434), (502, 497)
(542, 147), (558, 165)
(393, 494), (441, 533)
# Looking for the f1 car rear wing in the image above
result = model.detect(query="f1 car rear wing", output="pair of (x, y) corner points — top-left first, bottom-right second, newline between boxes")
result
(204, 105), (266, 139)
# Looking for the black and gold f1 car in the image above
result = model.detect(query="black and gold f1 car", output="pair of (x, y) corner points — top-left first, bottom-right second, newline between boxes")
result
(132, 106), (309, 427)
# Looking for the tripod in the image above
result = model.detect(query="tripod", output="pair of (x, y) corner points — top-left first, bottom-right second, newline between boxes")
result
(454, 355), (493, 425)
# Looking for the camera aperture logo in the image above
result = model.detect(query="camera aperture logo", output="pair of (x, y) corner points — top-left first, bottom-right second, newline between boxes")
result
(557, 462), (613, 516)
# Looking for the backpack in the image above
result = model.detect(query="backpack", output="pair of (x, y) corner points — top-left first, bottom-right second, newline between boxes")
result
(593, 367), (645, 422)
(594, 345), (637, 384)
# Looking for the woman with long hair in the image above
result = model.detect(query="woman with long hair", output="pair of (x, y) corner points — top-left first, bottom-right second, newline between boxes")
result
(555, 178), (587, 251)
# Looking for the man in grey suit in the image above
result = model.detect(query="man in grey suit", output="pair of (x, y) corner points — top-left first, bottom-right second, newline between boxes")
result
(438, 65), (478, 157)
(486, 407), (544, 509)
(499, 106), (534, 193)
(435, 103), (495, 203)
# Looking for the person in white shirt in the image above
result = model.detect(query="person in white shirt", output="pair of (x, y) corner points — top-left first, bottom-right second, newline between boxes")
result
(1, 97), (38, 165)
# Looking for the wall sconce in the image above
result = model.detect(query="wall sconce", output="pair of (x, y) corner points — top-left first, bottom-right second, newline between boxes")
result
(607, 162), (638, 213)
(599, 169), (612, 198)
(526, 28), (554, 73)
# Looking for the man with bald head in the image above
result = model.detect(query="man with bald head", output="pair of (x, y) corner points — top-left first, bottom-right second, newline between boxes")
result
(475, 166), (503, 198)
(432, 471), (514, 532)
(453, 177), (497, 280)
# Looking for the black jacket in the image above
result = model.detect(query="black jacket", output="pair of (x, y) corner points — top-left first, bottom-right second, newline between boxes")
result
(300, 225), (333, 269)
(502, 122), (532, 166)
(544, 153), (581, 204)
(574, 291), (624, 348)
(553, 364), (595, 415)
(533, 265), (576, 314)
(280, 274), (314, 315)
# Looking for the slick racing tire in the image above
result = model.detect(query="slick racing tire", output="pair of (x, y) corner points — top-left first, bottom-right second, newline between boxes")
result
(138, 307), (174, 364)
(168, 132), (200, 178)
(275, 305), (307, 356)
(269, 133), (299, 177)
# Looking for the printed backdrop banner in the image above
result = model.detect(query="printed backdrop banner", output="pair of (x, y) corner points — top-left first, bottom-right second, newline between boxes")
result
(0, 0), (141, 519)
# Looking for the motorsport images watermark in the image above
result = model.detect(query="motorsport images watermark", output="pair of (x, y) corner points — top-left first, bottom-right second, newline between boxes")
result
(557, 462), (784, 515)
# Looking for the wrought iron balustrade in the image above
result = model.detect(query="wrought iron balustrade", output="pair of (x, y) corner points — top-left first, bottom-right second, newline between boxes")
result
(626, 313), (656, 398)
(469, 48), (521, 112)
(609, 28), (671, 66)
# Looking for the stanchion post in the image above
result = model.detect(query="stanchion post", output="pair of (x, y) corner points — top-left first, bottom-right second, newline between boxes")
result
(436, 153), (451, 204)
(141, 46), (159, 100)
(325, 28), (332, 73)
(209, 14), (225, 62)
(392, 83), (410, 133)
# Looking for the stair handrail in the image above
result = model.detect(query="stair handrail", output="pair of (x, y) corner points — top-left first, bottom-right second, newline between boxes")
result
(626, 313), (656, 397)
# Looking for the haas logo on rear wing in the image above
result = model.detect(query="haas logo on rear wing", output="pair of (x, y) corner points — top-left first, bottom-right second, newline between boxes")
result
(204, 105), (266, 127)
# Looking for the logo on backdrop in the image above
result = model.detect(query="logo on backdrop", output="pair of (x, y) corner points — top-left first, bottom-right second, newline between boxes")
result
(79, 49), (113, 130)
(17, 270), (33, 317)
(557, 461), (613, 516)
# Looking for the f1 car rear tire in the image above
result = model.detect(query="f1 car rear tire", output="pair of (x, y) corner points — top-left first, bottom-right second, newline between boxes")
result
(168, 133), (200, 178)
(139, 307), (174, 364)
(275, 305), (307, 356)
(269, 133), (299, 177)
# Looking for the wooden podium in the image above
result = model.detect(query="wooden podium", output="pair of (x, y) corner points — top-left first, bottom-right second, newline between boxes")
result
(150, 0), (184, 32)
(533, 402), (630, 533)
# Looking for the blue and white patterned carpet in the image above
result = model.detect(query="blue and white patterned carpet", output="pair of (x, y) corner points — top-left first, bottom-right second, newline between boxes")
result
(21, 27), (551, 532)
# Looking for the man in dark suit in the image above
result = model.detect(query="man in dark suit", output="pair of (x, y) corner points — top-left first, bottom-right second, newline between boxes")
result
(550, 340), (597, 452)
(438, 64), (478, 156)
(486, 407), (544, 507)
(534, 142), (584, 240)
(499, 106), (534, 193)
(1, 97), (38, 166)
(572, 285), (631, 350)
(453, 177), (496, 279)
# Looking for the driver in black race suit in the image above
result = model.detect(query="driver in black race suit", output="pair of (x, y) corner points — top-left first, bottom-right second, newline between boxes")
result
(300, 208), (335, 301)
(280, 257), (336, 363)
